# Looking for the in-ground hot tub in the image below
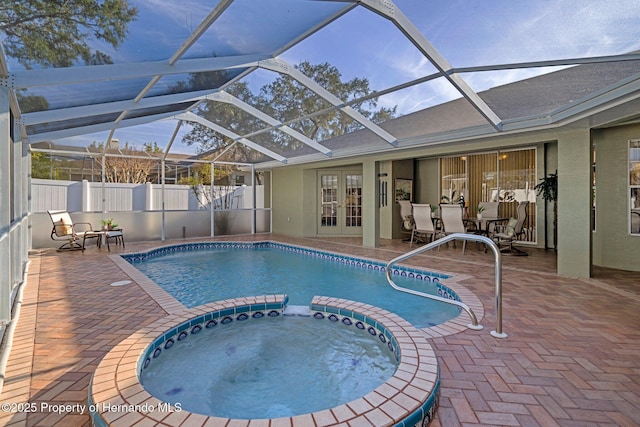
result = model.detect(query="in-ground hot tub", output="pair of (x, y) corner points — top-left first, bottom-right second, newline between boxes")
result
(140, 305), (398, 418)
(89, 295), (440, 426)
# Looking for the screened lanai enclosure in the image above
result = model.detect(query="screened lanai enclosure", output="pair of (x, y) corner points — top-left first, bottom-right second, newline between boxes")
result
(2, 0), (640, 322)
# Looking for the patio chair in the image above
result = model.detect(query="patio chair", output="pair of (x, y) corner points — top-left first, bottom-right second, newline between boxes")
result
(475, 201), (502, 245)
(398, 200), (414, 242)
(492, 201), (529, 255)
(410, 204), (439, 247)
(439, 204), (468, 254)
(47, 210), (94, 251)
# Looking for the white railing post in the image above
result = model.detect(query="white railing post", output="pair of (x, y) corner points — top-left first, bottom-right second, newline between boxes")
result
(81, 179), (90, 212)
(145, 182), (153, 211)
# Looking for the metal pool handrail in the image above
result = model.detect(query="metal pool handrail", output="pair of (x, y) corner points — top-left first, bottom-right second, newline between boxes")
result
(386, 233), (507, 338)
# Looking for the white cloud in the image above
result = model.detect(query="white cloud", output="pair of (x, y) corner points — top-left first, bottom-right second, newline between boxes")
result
(360, 0), (640, 116)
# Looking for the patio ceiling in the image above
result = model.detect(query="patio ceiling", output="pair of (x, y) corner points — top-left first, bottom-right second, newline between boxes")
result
(3, 0), (640, 167)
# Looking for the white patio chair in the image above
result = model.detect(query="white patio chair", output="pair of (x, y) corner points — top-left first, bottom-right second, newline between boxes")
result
(439, 204), (468, 254)
(47, 210), (94, 251)
(398, 200), (414, 242)
(410, 204), (438, 247)
(477, 201), (500, 237)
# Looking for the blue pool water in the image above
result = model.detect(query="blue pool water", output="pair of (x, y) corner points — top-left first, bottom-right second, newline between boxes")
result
(140, 315), (397, 418)
(129, 244), (461, 328)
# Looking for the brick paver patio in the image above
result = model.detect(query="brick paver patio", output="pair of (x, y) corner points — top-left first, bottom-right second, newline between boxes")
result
(0, 235), (638, 426)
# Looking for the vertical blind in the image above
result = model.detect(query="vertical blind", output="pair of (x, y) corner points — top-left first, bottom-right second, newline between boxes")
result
(439, 149), (536, 243)
(440, 156), (466, 203)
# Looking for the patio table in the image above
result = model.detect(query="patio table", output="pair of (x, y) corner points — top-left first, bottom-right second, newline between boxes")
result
(467, 217), (508, 238)
(82, 229), (125, 251)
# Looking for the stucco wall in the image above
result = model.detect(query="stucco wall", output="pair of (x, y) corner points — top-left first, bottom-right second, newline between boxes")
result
(556, 129), (592, 277)
(272, 167), (306, 237)
(379, 161), (393, 240)
(592, 124), (640, 271)
(415, 158), (440, 206)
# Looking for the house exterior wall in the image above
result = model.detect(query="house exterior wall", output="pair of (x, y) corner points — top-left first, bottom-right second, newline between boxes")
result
(557, 129), (592, 277)
(378, 161), (393, 240)
(268, 123), (640, 274)
(272, 167), (306, 237)
(415, 158), (440, 206)
(592, 123), (640, 271)
(362, 160), (380, 248)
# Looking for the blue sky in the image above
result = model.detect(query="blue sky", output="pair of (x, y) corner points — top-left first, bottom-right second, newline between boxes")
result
(54, 0), (640, 155)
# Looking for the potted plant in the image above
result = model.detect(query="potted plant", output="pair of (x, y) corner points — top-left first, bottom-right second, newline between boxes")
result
(534, 171), (558, 250)
(430, 205), (437, 218)
(476, 204), (485, 220)
(100, 218), (118, 231)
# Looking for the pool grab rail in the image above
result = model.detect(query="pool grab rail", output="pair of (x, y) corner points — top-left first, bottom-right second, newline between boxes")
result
(385, 232), (507, 339)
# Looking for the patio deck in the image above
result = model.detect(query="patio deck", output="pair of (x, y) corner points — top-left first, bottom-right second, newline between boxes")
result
(1, 235), (639, 426)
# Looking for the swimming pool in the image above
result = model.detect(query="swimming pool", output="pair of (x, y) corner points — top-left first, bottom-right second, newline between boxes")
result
(123, 241), (461, 329)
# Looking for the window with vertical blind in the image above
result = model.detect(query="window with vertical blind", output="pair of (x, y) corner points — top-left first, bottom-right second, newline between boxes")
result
(467, 153), (497, 210)
(630, 140), (640, 235)
(440, 156), (466, 204)
(592, 144), (596, 232)
(498, 149), (536, 242)
(439, 148), (537, 243)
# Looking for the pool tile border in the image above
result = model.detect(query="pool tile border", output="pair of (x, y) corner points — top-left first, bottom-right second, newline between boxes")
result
(121, 240), (453, 282)
(89, 295), (440, 427)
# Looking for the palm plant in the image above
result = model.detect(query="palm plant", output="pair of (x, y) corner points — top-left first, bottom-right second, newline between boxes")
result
(534, 171), (558, 250)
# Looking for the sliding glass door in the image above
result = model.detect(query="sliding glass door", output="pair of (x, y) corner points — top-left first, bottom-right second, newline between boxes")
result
(439, 149), (537, 243)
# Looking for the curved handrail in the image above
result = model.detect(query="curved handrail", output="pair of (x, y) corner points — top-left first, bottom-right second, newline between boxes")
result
(386, 233), (507, 338)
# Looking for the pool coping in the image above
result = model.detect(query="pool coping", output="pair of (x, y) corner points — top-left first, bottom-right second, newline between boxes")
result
(89, 295), (440, 427)
(109, 240), (485, 339)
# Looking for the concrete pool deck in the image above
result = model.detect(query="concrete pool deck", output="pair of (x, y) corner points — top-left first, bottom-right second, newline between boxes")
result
(1, 234), (639, 426)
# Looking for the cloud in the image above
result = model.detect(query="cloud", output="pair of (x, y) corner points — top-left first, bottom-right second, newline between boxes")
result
(361, 0), (640, 116)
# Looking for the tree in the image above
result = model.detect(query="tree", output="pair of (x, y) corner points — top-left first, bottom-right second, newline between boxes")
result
(31, 152), (53, 179)
(0, 0), (138, 69)
(259, 61), (396, 141)
(15, 92), (48, 114)
(181, 81), (267, 161)
(31, 151), (82, 180)
(182, 61), (397, 157)
(179, 162), (240, 210)
(90, 141), (162, 183)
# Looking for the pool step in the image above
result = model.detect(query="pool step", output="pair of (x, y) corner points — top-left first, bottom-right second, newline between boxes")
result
(283, 305), (311, 317)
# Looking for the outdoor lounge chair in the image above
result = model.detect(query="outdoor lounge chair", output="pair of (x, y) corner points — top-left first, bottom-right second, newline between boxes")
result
(492, 201), (529, 255)
(47, 210), (94, 251)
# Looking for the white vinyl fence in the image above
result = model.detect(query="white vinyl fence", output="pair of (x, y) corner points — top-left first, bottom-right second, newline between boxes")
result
(30, 179), (270, 248)
(31, 179), (201, 212)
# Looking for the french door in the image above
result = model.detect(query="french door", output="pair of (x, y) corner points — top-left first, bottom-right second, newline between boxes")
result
(318, 171), (363, 236)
